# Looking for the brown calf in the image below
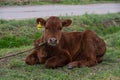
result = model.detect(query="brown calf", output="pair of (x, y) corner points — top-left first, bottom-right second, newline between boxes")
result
(25, 16), (106, 69)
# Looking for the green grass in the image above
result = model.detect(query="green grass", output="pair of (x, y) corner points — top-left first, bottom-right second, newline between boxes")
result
(0, 13), (120, 80)
(0, 13), (120, 49)
(0, 19), (43, 48)
(0, 0), (120, 6)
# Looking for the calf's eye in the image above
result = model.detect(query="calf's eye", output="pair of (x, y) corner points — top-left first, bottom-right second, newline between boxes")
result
(45, 27), (48, 29)
(58, 27), (62, 30)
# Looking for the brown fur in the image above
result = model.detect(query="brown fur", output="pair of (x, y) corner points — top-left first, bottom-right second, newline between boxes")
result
(25, 16), (106, 69)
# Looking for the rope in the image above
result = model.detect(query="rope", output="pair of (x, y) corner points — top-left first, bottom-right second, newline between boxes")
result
(0, 41), (46, 60)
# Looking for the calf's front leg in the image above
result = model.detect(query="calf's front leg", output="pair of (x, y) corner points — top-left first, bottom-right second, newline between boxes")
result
(45, 55), (69, 68)
(45, 49), (71, 68)
(25, 50), (39, 65)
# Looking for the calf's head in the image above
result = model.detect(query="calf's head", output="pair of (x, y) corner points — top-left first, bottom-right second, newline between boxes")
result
(36, 16), (72, 46)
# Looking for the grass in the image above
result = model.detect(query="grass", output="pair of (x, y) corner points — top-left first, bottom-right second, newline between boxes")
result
(0, 19), (43, 48)
(0, 0), (120, 6)
(0, 13), (120, 49)
(0, 13), (120, 80)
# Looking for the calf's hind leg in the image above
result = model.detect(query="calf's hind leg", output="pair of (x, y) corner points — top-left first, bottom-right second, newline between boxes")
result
(68, 55), (97, 69)
(68, 34), (98, 69)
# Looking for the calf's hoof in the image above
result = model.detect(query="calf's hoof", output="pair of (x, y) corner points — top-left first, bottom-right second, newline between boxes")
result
(25, 58), (37, 65)
(67, 62), (78, 69)
(25, 60), (34, 65)
(45, 62), (57, 69)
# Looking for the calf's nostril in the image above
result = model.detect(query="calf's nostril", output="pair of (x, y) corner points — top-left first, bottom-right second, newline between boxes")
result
(50, 38), (57, 43)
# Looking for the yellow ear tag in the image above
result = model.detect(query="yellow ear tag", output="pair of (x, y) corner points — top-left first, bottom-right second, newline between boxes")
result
(37, 22), (42, 30)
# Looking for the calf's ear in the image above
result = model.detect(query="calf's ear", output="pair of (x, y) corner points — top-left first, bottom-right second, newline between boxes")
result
(36, 18), (46, 26)
(62, 19), (72, 27)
